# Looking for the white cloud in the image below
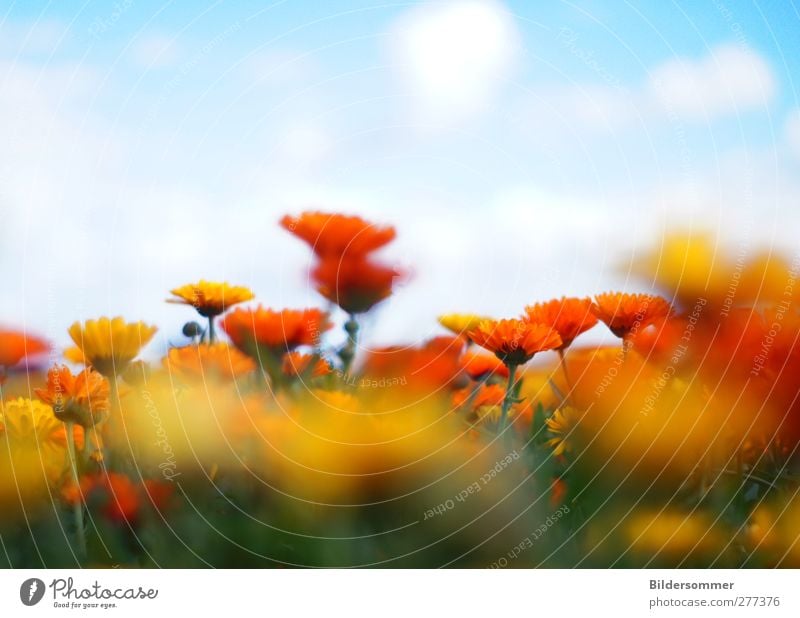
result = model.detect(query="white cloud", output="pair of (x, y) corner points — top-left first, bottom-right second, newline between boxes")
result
(131, 33), (180, 69)
(647, 43), (775, 119)
(0, 20), (70, 55)
(785, 108), (800, 159)
(389, 0), (521, 122)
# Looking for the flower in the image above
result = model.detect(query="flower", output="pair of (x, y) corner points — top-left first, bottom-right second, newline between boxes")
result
(0, 329), (49, 368)
(312, 256), (401, 314)
(167, 280), (254, 317)
(438, 313), (491, 339)
(35, 365), (110, 427)
(282, 352), (332, 379)
(460, 349), (509, 381)
(452, 383), (506, 410)
(66, 317), (157, 375)
(592, 292), (672, 339)
(0, 397), (83, 471)
(280, 211), (396, 258)
(468, 319), (562, 366)
(221, 306), (331, 351)
(163, 344), (256, 381)
(61, 472), (168, 524)
(545, 406), (580, 456)
(523, 297), (598, 350)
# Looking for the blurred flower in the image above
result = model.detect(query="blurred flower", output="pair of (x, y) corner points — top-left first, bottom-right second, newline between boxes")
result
(62, 472), (171, 524)
(163, 343), (256, 382)
(593, 293), (672, 340)
(66, 317), (157, 376)
(0, 328), (49, 369)
(280, 211), (396, 258)
(0, 397), (83, 475)
(221, 306), (331, 352)
(312, 256), (401, 314)
(523, 297), (598, 350)
(282, 352), (331, 379)
(438, 313), (490, 340)
(453, 382), (505, 410)
(545, 406), (580, 456)
(625, 510), (722, 561)
(167, 280), (254, 317)
(460, 349), (509, 381)
(469, 319), (562, 366)
(35, 365), (110, 427)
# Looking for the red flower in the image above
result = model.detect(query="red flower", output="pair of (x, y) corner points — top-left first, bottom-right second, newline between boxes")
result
(0, 328), (49, 368)
(280, 211), (396, 259)
(221, 306), (332, 351)
(312, 256), (401, 314)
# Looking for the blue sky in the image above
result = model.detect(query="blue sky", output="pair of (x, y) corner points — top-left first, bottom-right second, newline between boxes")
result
(2, 0), (800, 354)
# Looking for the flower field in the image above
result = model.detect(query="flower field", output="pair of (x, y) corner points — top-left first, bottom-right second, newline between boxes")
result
(1, 213), (799, 568)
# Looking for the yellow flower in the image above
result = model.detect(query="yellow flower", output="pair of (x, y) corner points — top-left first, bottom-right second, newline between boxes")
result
(545, 406), (580, 456)
(0, 397), (82, 477)
(163, 343), (256, 382)
(66, 317), (157, 376)
(438, 313), (490, 338)
(168, 280), (254, 317)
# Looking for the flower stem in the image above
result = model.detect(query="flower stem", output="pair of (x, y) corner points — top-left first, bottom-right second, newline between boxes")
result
(65, 421), (86, 558)
(340, 315), (359, 376)
(207, 316), (216, 344)
(498, 363), (518, 435)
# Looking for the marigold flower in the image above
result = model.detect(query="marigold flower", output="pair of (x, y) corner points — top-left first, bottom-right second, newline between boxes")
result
(35, 365), (110, 427)
(280, 211), (396, 258)
(167, 280), (254, 317)
(0, 329), (49, 368)
(221, 306), (331, 351)
(66, 317), (157, 376)
(460, 349), (509, 381)
(63, 472), (143, 524)
(523, 297), (598, 350)
(468, 319), (562, 366)
(545, 406), (580, 456)
(282, 352), (332, 378)
(164, 344), (256, 381)
(438, 313), (490, 339)
(592, 292), (672, 339)
(312, 256), (401, 314)
(452, 383), (506, 409)
(0, 397), (84, 469)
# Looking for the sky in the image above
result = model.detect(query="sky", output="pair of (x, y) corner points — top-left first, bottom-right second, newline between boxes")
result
(1, 0), (800, 356)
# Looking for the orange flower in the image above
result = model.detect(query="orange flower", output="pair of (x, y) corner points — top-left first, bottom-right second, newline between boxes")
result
(35, 365), (110, 427)
(312, 256), (401, 314)
(592, 292), (672, 339)
(168, 280), (254, 317)
(280, 211), (396, 258)
(468, 319), (562, 366)
(282, 352), (332, 378)
(523, 297), (598, 349)
(163, 344), (256, 381)
(221, 306), (331, 351)
(0, 328), (49, 368)
(460, 349), (509, 381)
(453, 383), (506, 409)
(63, 473), (142, 524)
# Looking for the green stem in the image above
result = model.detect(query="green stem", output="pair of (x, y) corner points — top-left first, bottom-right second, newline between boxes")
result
(340, 315), (359, 376)
(498, 363), (518, 435)
(65, 421), (86, 558)
(207, 316), (216, 344)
